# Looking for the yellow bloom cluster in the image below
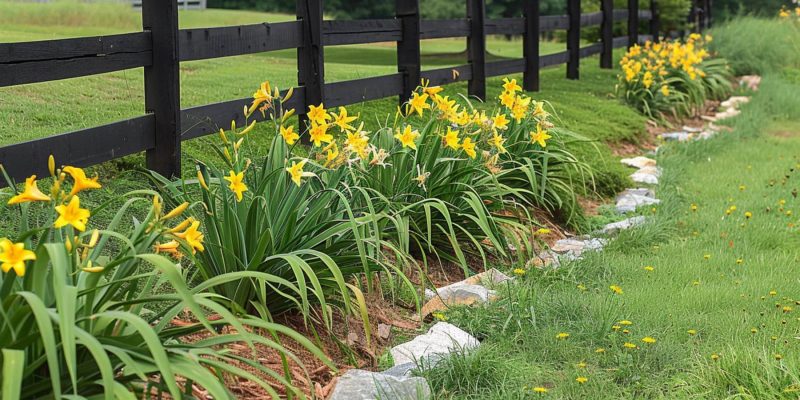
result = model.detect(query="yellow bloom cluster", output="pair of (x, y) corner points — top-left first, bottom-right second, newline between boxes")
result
(779, 5), (800, 19)
(619, 34), (712, 96)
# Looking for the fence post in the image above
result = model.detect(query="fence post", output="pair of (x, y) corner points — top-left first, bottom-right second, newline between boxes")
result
(706, 0), (712, 28)
(687, 0), (697, 34)
(566, 0), (580, 80)
(600, 0), (613, 68)
(523, 0), (540, 91)
(297, 0), (325, 140)
(396, 0), (421, 106)
(628, 0), (639, 47)
(650, 0), (660, 42)
(467, 0), (486, 100)
(142, 0), (181, 178)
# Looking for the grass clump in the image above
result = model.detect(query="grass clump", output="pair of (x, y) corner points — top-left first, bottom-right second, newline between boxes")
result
(710, 16), (800, 75)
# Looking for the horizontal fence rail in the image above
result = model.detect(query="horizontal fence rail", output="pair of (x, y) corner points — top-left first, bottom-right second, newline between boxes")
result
(0, 0), (702, 183)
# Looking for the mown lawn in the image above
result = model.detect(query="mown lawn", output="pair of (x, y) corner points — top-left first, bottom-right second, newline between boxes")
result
(419, 73), (800, 398)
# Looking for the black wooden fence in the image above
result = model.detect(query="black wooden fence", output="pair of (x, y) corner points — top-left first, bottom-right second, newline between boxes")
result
(0, 0), (710, 182)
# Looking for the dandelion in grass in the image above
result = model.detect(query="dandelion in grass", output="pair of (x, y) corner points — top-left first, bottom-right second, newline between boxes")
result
(595, 348), (606, 353)
(643, 266), (654, 272)
(513, 268), (526, 276)
(775, 354), (783, 360)
(750, 327), (758, 334)
(770, 290), (778, 296)
(609, 285), (623, 295)
(622, 329), (631, 334)
(0, 239), (36, 277)
(739, 185), (746, 191)
(691, 203), (698, 212)
(576, 376), (588, 384)
(783, 306), (793, 313)
(623, 342), (637, 349)
(642, 337), (657, 344)
(432, 312), (448, 321)
(7, 175), (51, 205)
(54, 196), (91, 232)
(556, 332), (570, 340)
(532, 387), (548, 394)
(536, 228), (551, 235)
(619, 320), (633, 326)
(736, 258), (744, 265)
(687, 329), (697, 336)
(711, 353), (719, 361)
(612, 325), (621, 331)
(577, 284), (587, 291)
(704, 254), (711, 260)
(745, 211), (752, 219)
(576, 362), (587, 368)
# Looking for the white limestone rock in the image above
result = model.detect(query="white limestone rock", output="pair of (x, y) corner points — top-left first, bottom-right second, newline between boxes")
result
(616, 191), (660, 213)
(390, 322), (480, 367)
(621, 156), (657, 169)
(329, 369), (431, 400)
(630, 166), (661, 185)
(660, 132), (692, 142)
(600, 216), (646, 235)
(721, 96), (750, 109)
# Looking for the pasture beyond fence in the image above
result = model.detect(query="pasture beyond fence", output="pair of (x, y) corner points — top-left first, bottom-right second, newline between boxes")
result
(0, 0), (712, 182)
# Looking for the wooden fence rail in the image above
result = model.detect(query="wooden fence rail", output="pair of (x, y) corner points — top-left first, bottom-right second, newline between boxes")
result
(0, 0), (710, 182)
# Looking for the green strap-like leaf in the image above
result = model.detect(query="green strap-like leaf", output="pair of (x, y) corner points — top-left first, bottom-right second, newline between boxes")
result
(1, 349), (24, 400)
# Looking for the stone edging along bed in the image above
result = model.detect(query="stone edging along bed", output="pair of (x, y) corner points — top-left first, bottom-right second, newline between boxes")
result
(326, 83), (758, 400)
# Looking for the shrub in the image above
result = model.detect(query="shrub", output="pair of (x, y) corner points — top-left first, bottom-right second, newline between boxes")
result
(616, 34), (732, 119)
(0, 162), (328, 398)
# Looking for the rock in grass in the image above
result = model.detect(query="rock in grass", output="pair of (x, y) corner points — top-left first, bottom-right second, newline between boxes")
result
(424, 268), (512, 301)
(329, 369), (431, 400)
(660, 132), (692, 142)
(620, 156), (657, 169)
(630, 167), (660, 185)
(600, 216), (646, 235)
(682, 125), (703, 133)
(720, 96), (750, 109)
(390, 322), (479, 367)
(616, 190), (660, 213)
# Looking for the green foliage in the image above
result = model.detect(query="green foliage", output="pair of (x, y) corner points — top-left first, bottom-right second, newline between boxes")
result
(710, 16), (800, 75)
(0, 169), (326, 398)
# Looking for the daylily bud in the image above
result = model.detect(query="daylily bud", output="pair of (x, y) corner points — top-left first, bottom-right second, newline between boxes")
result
(234, 138), (244, 152)
(168, 218), (193, 233)
(282, 87), (294, 103)
(197, 170), (209, 190)
(153, 195), (162, 217)
(223, 147), (232, 162)
(237, 120), (257, 137)
(82, 260), (104, 273)
(282, 108), (296, 123)
(219, 128), (229, 144)
(65, 236), (73, 252)
(88, 229), (100, 247)
(48, 155), (56, 177)
(162, 202), (189, 221)
(231, 120), (236, 132)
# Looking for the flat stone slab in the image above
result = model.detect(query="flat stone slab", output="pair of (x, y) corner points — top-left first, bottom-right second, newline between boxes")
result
(620, 188), (656, 198)
(424, 268), (511, 301)
(329, 369), (431, 400)
(391, 322), (479, 367)
(599, 216), (646, 235)
(621, 156), (656, 169)
(616, 192), (660, 213)
(630, 166), (660, 185)
(682, 125), (703, 133)
(721, 96), (749, 109)
(660, 132), (692, 142)
(714, 108), (741, 120)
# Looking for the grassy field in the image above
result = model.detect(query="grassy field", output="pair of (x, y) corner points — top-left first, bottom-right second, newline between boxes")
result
(415, 56), (800, 398)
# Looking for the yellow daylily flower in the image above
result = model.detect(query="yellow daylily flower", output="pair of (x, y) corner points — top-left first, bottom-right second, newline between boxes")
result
(461, 137), (477, 159)
(174, 220), (205, 254)
(54, 195), (91, 232)
(309, 123), (333, 147)
(0, 239), (36, 277)
(502, 77), (522, 93)
(492, 113), (509, 131)
(394, 125), (420, 150)
(8, 175), (51, 205)
(63, 166), (101, 196)
(344, 128), (370, 158)
(490, 132), (507, 153)
(223, 170), (248, 202)
(499, 91), (515, 108)
(443, 127), (460, 150)
(307, 104), (331, 126)
(408, 92), (431, 116)
(332, 106), (358, 132)
(286, 159), (308, 187)
(530, 123), (552, 147)
(280, 125), (299, 145)
(250, 81), (273, 113)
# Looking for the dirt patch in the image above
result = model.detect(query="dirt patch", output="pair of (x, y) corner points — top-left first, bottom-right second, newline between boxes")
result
(770, 130), (799, 138)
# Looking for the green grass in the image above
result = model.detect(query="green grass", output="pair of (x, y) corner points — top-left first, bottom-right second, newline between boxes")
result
(419, 67), (800, 399)
(710, 17), (800, 76)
